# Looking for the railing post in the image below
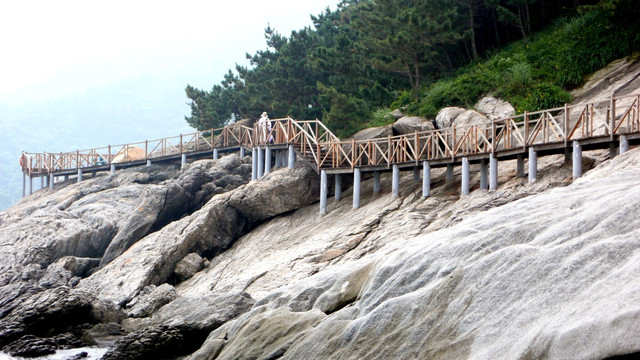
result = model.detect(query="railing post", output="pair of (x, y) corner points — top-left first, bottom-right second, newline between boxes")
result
(108, 145), (111, 164)
(451, 125), (456, 160)
(564, 104), (569, 146)
(610, 95), (615, 140)
(145, 140), (148, 160)
(180, 134), (183, 154)
(524, 111), (529, 149)
(76, 150), (80, 169)
(414, 131), (419, 165)
(491, 121), (496, 153)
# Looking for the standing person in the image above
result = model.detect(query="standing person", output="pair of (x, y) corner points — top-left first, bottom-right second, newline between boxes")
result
(258, 112), (269, 144)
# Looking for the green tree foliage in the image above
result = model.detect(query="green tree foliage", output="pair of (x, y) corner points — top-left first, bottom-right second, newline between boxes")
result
(185, 0), (632, 137)
(354, 0), (463, 100)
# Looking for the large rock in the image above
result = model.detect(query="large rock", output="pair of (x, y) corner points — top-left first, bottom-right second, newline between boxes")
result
(0, 286), (123, 353)
(174, 253), (205, 283)
(348, 125), (393, 141)
(452, 109), (491, 129)
(126, 284), (178, 318)
(475, 96), (515, 120)
(435, 106), (466, 129)
(392, 116), (435, 135)
(99, 155), (252, 266)
(183, 148), (640, 360)
(77, 164), (320, 306)
(105, 293), (254, 359)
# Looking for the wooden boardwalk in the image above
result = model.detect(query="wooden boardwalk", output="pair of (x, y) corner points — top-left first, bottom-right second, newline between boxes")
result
(20, 93), (640, 205)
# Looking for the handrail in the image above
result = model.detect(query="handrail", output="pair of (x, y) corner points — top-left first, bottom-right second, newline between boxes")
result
(21, 92), (640, 177)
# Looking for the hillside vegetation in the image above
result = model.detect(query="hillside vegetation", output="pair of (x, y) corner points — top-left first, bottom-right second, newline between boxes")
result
(185, 0), (640, 137)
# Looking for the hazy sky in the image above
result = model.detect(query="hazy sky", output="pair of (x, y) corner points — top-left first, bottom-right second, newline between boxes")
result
(0, 0), (338, 209)
(0, 0), (336, 106)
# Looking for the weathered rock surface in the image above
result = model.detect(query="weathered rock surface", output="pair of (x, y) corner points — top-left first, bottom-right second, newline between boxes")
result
(182, 147), (640, 360)
(106, 293), (254, 359)
(348, 125), (393, 140)
(435, 106), (466, 129)
(174, 253), (205, 283)
(475, 95), (516, 120)
(126, 284), (178, 318)
(392, 115), (435, 135)
(77, 163), (320, 307)
(1, 57), (640, 360)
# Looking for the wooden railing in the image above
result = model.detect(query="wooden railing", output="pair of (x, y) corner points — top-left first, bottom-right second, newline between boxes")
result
(20, 93), (640, 176)
(20, 125), (254, 176)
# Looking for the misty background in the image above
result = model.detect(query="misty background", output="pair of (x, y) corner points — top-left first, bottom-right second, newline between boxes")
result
(0, 0), (335, 210)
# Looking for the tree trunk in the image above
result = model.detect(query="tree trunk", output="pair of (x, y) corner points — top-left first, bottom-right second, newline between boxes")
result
(469, 2), (479, 60)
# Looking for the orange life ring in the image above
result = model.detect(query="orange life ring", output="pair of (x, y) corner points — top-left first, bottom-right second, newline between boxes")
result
(19, 155), (25, 167)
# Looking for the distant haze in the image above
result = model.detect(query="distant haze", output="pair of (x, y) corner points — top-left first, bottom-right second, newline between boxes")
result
(0, 0), (335, 210)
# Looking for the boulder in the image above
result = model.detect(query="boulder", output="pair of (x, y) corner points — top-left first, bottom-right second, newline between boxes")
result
(393, 116), (435, 135)
(104, 293), (255, 359)
(452, 109), (491, 129)
(390, 109), (405, 120)
(77, 164), (320, 306)
(349, 125), (393, 141)
(475, 96), (515, 120)
(435, 107), (466, 129)
(174, 253), (205, 283)
(126, 284), (178, 318)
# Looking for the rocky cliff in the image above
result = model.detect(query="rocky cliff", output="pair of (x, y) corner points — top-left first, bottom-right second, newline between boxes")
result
(1, 58), (640, 360)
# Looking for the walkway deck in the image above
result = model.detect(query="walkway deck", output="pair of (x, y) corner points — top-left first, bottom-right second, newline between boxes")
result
(20, 93), (640, 203)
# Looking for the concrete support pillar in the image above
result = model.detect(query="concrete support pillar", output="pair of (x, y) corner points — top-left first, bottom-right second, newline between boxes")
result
(335, 174), (342, 201)
(91, 171), (96, 178)
(257, 148), (264, 178)
(353, 168), (361, 209)
(146, 160), (151, 167)
(49, 173), (54, 191)
(528, 147), (537, 183)
(251, 148), (258, 180)
(22, 173), (26, 198)
(320, 170), (328, 214)
(373, 171), (381, 193)
(240, 147), (245, 158)
(41, 176), (45, 189)
(461, 157), (470, 195)
(44, 175), (49, 188)
(516, 154), (525, 177)
(609, 142), (617, 159)
(213, 148), (219, 160)
(573, 140), (582, 180)
(181, 154), (187, 169)
(480, 159), (488, 190)
(422, 161), (430, 197)
(564, 147), (571, 163)
(446, 164), (454, 182)
(288, 145), (296, 169)
(275, 151), (283, 168)
(64, 175), (69, 181)
(392, 164), (400, 198)
(413, 167), (420, 183)
(620, 135), (629, 155)
(265, 146), (272, 175)
(110, 164), (116, 175)
(489, 154), (498, 190)
(29, 177), (33, 195)
(77, 169), (83, 183)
